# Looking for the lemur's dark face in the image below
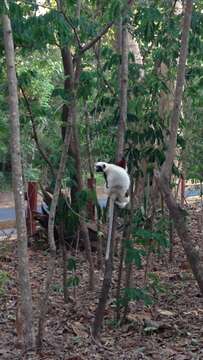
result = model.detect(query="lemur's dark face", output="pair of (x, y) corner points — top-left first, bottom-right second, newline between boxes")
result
(95, 162), (106, 173)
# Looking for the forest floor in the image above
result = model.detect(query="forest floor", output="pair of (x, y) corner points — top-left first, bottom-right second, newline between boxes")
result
(0, 196), (203, 359)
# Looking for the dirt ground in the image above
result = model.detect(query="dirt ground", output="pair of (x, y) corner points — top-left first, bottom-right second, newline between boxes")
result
(0, 198), (203, 359)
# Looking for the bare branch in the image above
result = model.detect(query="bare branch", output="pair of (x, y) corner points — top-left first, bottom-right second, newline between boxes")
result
(19, 85), (56, 179)
(79, 20), (114, 55)
(60, 10), (82, 49)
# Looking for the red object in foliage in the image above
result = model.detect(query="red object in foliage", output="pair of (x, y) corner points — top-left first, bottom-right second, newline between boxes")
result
(87, 177), (96, 220)
(116, 158), (126, 169)
(26, 181), (37, 236)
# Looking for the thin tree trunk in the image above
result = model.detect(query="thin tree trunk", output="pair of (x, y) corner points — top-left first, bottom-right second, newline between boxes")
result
(122, 262), (132, 322)
(96, 222), (104, 270)
(161, 0), (193, 180)
(57, 0), (95, 290)
(2, 13), (35, 350)
(76, 0), (81, 19)
(60, 47), (79, 219)
(169, 217), (174, 263)
(60, 64), (95, 289)
(156, 0), (203, 294)
(116, 16), (129, 162)
(71, 116), (95, 290)
(121, 179), (135, 322)
(84, 104), (94, 178)
(156, 176), (203, 293)
(116, 237), (125, 322)
(93, 13), (129, 338)
(116, 212), (132, 322)
(36, 109), (73, 349)
(92, 209), (117, 338)
(59, 221), (69, 302)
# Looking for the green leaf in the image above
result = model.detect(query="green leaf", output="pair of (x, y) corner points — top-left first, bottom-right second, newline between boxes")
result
(52, 283), (63, 293)
(125, 247), (145, 268)
(0, 271), (9, 285)
(66, 276), (80, 288)
(67, 257), (77, 271)
(108, 0), (121, 20)
(121, 287), (153, 306)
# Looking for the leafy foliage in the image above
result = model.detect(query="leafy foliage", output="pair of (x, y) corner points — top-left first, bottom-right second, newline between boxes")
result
(0, 270), (9, 296)
(1, 0), (202, 187)
(118, 287), (153, 307)
(66, 257), (80, 289)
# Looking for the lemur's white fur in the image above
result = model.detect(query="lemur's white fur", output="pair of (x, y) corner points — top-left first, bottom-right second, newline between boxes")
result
(95, 162), (130, 208)
(95, 162), (130, 260)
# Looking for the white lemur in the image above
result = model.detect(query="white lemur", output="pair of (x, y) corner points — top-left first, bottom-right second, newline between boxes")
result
(95, 162), (130, 260)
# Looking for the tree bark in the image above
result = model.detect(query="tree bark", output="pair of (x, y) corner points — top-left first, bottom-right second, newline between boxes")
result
(36, 90), (73, 350)
(36, 4), (74, 344)
(161, 0), (193, 181)
(70, 108), (95, 290)
(156, 173), (203, 294)
(57, 0), (95, 290)
(116, 16), (129, 163)
(59, 221), (69, 302)
(93, 12), (129, 338)
(92, 209), (117, 338)
(2, 13), (35, 350)
(157, 0), (203, 294)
